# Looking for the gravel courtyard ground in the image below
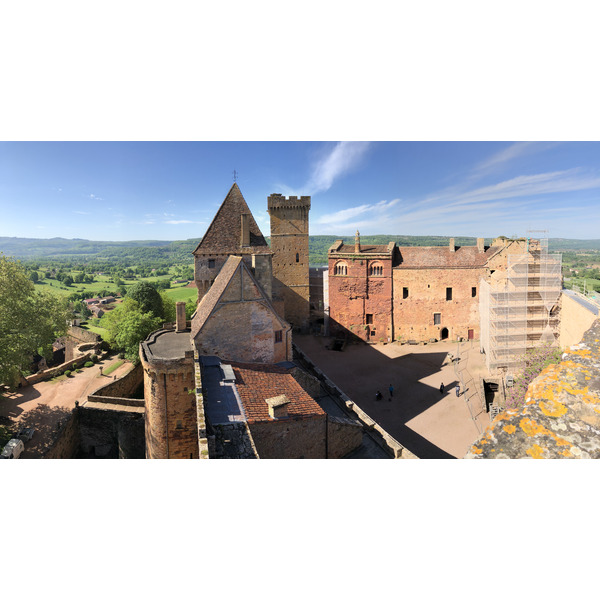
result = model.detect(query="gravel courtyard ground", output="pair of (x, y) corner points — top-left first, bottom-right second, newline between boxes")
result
(0, 356), (133, 458)
(294, 335), (492, 459)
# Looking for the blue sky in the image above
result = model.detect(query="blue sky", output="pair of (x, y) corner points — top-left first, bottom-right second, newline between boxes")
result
(1, 141), (599, 241)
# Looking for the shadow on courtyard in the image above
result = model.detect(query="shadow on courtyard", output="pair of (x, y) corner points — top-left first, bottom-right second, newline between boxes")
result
(295, 334), (485, 459)
(18, 404), (74, 458)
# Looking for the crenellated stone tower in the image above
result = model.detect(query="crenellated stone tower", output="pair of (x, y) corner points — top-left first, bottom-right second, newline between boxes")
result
(268, 194), (311, 330)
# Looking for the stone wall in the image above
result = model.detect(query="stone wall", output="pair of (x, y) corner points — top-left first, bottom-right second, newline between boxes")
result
(24, 352), (93, 386)
(393, 267), (483, 343)
(43, 410), (80, 459)
(69, 325), (102, 344)
(195, 293), (292, 364)
(212, 422), (259, 458)
(290, 365), (321, 399)
(64, 326), (101, 361)
(78, 404), (145, 459)
(194, 351), (210, 459)
(466, 318), (600, 458)
(328, 254), (393, 343)
(559, 291), (599, 348)
(88, 363), (143, 400)
(248, 414), (326, 459)
(327, 415), (363, 458)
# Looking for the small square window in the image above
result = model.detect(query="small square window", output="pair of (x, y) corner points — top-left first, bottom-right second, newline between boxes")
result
(275, 330), (283, 343)
(366, 314), (373, 324)
(208, 259), (215, 268)
(434, 313), (441, 325)
(446, 287), (452, 301)
(472, 287), (477, 297)
(370, 329), (376, 337)
(403, 287), (409, 299)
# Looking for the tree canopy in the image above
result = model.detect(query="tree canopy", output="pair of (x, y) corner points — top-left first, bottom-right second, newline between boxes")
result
(127, 281), (164, 318)
(0, 254), (71, 385)
(101, 298), (162, 363)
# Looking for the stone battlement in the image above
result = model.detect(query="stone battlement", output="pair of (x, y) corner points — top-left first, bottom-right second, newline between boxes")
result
(267, 193), (311, 210)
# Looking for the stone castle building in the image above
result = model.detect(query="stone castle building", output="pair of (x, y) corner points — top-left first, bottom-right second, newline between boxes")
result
(141, 184), (362, 459)
(328, 234), (563, 374)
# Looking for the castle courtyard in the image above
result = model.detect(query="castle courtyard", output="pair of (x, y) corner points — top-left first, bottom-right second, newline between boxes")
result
(294, 335), (491, 458)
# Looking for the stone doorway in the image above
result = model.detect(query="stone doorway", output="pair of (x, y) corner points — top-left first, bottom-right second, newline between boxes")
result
(441, 327), (449, 340)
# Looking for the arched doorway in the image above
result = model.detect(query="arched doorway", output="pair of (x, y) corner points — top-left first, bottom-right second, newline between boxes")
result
(441, 327), (449, 340)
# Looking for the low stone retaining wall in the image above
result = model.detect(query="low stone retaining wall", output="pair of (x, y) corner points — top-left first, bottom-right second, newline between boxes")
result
(25, 352), (94, 386)
(88, 362), (142, 400)
(293, 344), (417, 459)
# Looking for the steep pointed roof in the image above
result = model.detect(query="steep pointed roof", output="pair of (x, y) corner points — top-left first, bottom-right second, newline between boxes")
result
(193, 183), (268, 255)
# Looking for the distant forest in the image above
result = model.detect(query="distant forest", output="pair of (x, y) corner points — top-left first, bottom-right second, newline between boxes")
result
(2, 235), (600, 267)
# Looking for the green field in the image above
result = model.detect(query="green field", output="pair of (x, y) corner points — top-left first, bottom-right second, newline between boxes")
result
(35, 271), (177, 299)
(83, 324), (110, 340)
(164, 285), (197, 302)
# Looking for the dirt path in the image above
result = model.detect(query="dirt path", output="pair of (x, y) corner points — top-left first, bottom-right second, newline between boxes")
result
(0, 356), (134, 458)
(294, 335), (491, 459)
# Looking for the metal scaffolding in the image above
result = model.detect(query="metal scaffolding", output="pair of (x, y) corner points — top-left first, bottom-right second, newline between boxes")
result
(480, 237), (562, 374)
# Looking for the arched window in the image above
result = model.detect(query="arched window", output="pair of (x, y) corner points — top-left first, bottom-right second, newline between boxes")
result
(334, 261), (348, 276)
(369, 262), (384, 276)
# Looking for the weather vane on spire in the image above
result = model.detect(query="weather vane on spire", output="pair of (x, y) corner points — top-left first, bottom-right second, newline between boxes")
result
(233, 169), (238, 183)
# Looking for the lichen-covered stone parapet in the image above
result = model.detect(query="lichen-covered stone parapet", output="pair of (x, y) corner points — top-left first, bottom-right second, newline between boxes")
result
(466, 319), (600, 459)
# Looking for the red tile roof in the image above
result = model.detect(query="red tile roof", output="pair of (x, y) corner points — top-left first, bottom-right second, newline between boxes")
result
(228, 362), (325, 423)
(396, 245), (501, 268)
(334, 244), (392, 254)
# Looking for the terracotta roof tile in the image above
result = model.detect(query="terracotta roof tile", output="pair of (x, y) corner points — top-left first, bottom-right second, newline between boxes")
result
(396, 245), (501, 268)
(228, 362), (325, 423)
(193, 183), (268, 254)
(335, 244), (392, 254)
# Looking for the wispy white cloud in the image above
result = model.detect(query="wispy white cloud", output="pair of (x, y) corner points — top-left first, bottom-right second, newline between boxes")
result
(317, 198), (400, 226)
(165, 219), (204, 225)
(473, 142), (537, 174)
(425, 168), (600, 207)
(308, 142), (372, 194)
(276, 142), (373, 197)
(73, 210), (90, 215)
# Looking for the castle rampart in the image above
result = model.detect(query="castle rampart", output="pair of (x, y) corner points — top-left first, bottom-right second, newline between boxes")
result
(466, 318), (600, 458)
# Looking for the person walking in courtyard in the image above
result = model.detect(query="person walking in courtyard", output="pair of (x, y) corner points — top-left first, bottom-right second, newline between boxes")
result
(375, 390), (383, 401)
(440, 382), (444, 394)
(455, 384), (460, 397)
(389, 384), (394, 399)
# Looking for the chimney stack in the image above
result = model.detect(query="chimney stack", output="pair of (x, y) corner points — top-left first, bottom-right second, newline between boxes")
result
(449, 238), (455, 253)
(355, 230), (361, 253)
(241, 213), (250, 247)
(176, 301), (186, 332)
(265, 394), (291, 419)
(477, 237), (485, 253)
